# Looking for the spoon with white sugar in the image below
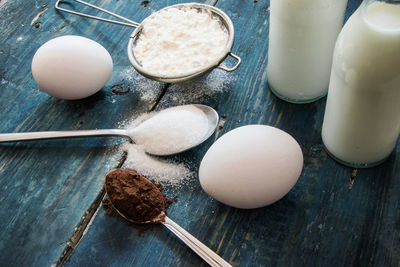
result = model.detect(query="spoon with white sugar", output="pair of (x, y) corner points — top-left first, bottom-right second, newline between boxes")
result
(0, 104), (219, 156)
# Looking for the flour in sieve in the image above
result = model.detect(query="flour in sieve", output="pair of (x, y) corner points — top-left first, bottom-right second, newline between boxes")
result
(134, 7), (229, 76)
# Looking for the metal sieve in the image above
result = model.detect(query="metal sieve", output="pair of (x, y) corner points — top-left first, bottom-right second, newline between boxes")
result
(55, 0), (241, 83)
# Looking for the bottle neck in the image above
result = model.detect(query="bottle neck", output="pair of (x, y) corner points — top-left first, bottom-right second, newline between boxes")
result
(361, 0), (400, 31)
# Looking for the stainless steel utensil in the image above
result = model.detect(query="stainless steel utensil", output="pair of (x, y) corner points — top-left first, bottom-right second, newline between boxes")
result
(55, 0), (241, 83)
(104, 169), (232, 267)
(0, 104), (219, 156)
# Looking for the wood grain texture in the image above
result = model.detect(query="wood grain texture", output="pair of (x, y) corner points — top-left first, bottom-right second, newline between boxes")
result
(0, 0), (163, 265)
(0, 0), (399, 266)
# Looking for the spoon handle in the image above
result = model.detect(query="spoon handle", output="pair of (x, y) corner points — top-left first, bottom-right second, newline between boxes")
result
(163, 216), (232, 267)
(0, 129), (131, 142)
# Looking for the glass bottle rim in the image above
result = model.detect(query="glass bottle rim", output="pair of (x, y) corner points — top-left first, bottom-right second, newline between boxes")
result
(361, 0), (400, 32)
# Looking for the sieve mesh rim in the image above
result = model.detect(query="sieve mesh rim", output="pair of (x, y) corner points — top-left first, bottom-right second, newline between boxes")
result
(127, 3), (235, 83)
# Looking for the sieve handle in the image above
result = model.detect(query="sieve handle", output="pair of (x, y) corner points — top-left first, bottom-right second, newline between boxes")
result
(55, 0), (139, 27)
(217, 53), (242, 72)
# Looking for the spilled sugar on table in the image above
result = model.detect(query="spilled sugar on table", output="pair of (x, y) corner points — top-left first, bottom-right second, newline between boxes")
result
(0, 0), (399, 266)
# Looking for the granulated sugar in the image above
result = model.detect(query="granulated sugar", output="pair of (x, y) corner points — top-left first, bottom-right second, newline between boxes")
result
(116, 66), (235, 188)
(128, 105), (210, 155)
(119, 105), (210, 187)
(134, 6), (229, 76)
(121, 143), (194, 187)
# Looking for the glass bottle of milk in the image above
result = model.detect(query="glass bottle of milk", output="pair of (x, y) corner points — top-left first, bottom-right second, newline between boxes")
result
(322, 0), (400, 168)
(267, 0), (348, 103)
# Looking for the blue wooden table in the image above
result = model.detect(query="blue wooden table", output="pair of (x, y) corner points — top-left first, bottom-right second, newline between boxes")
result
(0, 0), (399, 266)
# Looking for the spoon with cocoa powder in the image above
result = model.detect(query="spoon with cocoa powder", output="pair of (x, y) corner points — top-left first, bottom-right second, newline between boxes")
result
(104, 168), (231, 267)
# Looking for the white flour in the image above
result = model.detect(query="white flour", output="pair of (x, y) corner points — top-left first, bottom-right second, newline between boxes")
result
(0, 0), (9, 9)
(120, 67), (162, 101)
(119, 66), (234, 104)
(134, 6), (229, 76)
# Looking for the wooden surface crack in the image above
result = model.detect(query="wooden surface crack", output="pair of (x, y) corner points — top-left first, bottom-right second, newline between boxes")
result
(31, 8), (48, 26)
(349, 169), (358, 189)
(55, 151), (128, 266)
(148, 83), (170, 111)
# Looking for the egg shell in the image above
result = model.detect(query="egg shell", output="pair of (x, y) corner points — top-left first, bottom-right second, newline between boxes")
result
(31, 35), (113, 100)
(199, 125), (303, 209)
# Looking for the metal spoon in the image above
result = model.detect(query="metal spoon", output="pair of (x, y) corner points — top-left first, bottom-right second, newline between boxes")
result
(0, 104), (219, 156)
(104, 170), (232, 267)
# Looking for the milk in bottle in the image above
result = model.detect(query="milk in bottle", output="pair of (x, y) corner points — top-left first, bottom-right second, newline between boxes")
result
(322, 0), (400, 167)
(267, 0), (348, 103)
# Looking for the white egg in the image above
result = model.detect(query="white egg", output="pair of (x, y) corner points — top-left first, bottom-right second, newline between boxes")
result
(31, 35), (113, 100)
(199, 125), (303, 209)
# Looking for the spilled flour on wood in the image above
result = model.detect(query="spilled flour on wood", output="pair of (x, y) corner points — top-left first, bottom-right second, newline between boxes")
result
(0, 0), (9, 9)
(163, 68), (235, 105)
(119, 66), (234, 103)
(120, 67), (162, 101)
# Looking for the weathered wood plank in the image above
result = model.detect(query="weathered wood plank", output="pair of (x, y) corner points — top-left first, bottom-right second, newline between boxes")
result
(1, 0), (399, 266)
(0, 0), (165, 266)
(66, 0), (399, 266)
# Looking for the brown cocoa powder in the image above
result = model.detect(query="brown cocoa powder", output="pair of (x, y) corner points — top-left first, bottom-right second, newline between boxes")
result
(103, 168), (176, 224)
